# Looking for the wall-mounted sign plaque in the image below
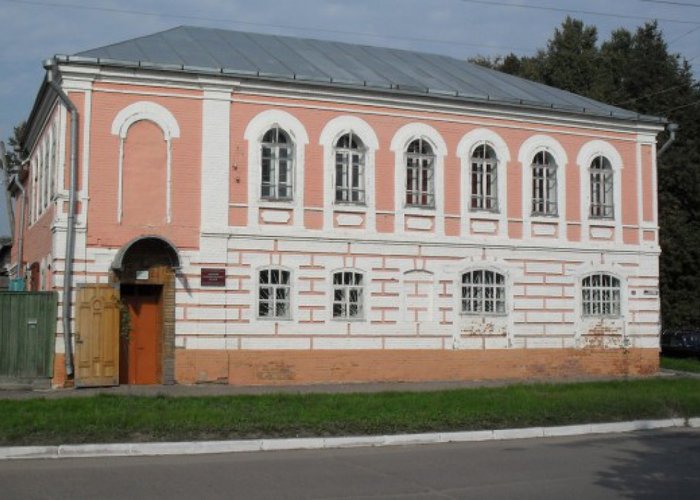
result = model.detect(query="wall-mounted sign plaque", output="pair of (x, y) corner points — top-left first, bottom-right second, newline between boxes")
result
(201, 268), (226, 287)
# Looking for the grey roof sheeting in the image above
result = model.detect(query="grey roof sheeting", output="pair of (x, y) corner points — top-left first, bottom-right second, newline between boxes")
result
(67, 26), (662, 123)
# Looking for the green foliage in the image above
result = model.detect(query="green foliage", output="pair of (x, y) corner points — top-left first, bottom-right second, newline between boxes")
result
(487, 18), (700, 328)
(1, 121), (26, 174)
(661, 356), (700, 373)
(1, 379), (699, 445)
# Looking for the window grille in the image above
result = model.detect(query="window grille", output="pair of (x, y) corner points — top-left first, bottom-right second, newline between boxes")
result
(261, 127), (293, 201)
(589, 155), (614, 218)
(582, 273), (621, 316)
(531, 151), (558, 216)
(332, 271), (364, 319)
(405, 138), (435, 208)
(258, 268), (291, 319)
(461, 269), (506, 314)
(470, 144), (498, 211)
(335, 132), (366, 204)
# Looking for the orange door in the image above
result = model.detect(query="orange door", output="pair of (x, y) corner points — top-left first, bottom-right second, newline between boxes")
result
(122, 286), (161, 384)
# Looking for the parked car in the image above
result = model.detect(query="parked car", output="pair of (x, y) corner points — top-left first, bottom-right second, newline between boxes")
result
(661, 329), (700, 357)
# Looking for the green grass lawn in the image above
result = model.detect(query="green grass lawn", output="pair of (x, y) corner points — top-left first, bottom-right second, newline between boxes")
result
(2, 378), (700, 446)
(661, 355), (700, 373)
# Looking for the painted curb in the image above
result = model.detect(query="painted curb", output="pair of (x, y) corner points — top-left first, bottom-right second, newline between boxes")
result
(0, 418), (695, 460)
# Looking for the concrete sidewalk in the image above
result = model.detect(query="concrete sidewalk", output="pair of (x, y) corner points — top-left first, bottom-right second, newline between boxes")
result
(0, 370), (684, 400)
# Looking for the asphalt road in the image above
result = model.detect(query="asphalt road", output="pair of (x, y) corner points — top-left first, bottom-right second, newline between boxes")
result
(2, 428), (699, 499)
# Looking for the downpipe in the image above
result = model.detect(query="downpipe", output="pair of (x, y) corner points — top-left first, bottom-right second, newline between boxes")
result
(45, 59), (78, 379)
(657, 123), (678, 158)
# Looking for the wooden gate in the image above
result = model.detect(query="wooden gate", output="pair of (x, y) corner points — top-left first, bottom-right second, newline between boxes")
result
(0, 292), (57, 388)
(75, 284), (120, 387)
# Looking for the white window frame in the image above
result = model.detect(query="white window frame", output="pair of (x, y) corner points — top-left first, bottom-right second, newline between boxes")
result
(260, 127), (294, 202)
(518, 135), (568, 240)
(460, 269), (507, 316)
(245, 109), (308, 229)
(331, 270), (365, 321)
(319, 115), (379, 232)
(577, 140), (623, 244)
(457, 129), (510, 238)
(589, 155), (614, 219)
(469, 143), (499, 212)
(405, 138), (435, 208)
(257, 267), (292, 320)
(531, 151), (558, 216)
(581, 272), (621, 318)
(391, 123), (447, 235)
(334, 132), (366, 205)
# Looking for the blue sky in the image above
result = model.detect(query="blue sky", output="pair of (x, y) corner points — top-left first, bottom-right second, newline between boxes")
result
(2, 0), (700, 238)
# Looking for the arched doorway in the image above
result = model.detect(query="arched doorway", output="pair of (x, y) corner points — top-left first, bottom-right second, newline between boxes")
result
(111, 235), (179, 385)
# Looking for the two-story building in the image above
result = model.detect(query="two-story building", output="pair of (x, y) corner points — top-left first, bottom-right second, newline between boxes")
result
(9, 26), (665, 387)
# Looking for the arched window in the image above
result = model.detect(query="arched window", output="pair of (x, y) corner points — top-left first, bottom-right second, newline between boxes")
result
(258, 268), (291, 319)
(461, 269), (506, 314)
(589, 155), (614, 218)
(261, 127), (294, 201)
(582, 273), (621, 317)
(471, 144), (498, 211)
(335, 132), (366, 204)
(332, 271), (364, 319)
(531, 151), (558, 216)
(405, 138), (435, 208)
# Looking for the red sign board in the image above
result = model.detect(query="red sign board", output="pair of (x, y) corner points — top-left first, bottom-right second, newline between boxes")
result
(201, 268), (226, 287)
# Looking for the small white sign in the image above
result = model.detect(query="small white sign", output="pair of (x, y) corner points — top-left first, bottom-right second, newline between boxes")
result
(136, 270), (149, 280)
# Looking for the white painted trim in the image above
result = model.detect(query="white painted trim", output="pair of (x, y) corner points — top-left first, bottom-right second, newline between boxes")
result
(200, 89), (232, 233)
(244, 109), (309, 229)
(577, 140), (623, 244)
(636, 139), (643, 244)
(390, 123), (447, 236)
(319, 115), (379, 232)
(110, 101), (181, 140)
(79, 89), (92, 227)
(110, 101), (180, 224)
(517, 135), (568, 241)
(457, 128), (511, 238)
(255, 265), (294, 321)
(329, 267), (366, 322)
(574, 266), (630, 346)
(400, 269), (436, 324)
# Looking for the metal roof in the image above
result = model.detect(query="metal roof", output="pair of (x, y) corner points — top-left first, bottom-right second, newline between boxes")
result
(64, 26), (662, 123)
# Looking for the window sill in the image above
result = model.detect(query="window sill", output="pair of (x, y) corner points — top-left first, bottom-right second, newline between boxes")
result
(258, 200), (295, 209)
(403, 206), (436, 216)
(530, 214), (559, 221)
(588, 218), (616, 227)
(460, 312), (508, 318)
(333, 203), (367, 213)
(468, 210), (500, 220)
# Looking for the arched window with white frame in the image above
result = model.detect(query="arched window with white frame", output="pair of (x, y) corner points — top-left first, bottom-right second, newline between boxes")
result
(461, 269), (506, 315)
(334, 132), (366, 204)
(531, 151), (558, 216)
(470, 144), (498, 212)
(261, 127), (294, 201)
(589, 155), (614, 219)
(581, 272), (621, 317)
(332, 270), (364, 320)
(405, 138), (435, 208)
(258, 267), (292, 319)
